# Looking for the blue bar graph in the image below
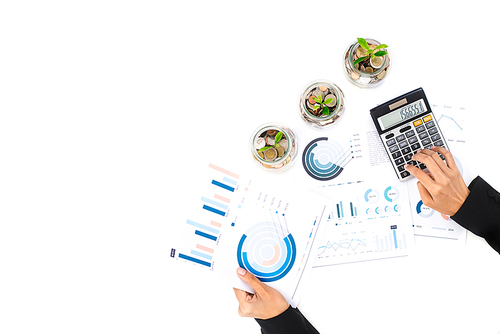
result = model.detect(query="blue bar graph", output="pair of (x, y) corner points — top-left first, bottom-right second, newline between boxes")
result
(202, 204), (226, 216)
(211, 180), (235, 192)
(195, 230), (218, 241)
(186, 219), (219, 234)
(179, 253), (212, 267)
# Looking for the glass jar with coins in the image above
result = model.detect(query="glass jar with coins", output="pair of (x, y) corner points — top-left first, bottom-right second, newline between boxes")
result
(343, 38), (390, 88)
(298, 80), (345, 129)
(249, 123), (297, 171)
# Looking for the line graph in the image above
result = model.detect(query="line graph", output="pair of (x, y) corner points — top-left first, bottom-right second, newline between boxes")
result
(317, 238), (367, 256)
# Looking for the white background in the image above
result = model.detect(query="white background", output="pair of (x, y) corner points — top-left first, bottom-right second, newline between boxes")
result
(1, 1), (500, 333)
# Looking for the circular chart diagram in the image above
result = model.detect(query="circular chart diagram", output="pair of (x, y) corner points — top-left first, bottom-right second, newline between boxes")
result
(416, 200), (434, 218)
(236, 222), (296, 282)
(302, 137), (350, 181)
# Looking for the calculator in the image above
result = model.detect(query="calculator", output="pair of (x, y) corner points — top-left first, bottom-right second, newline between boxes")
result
(370, 88), (449, 181)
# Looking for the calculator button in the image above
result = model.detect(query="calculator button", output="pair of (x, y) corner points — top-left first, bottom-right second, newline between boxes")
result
(422, 138), (431, 146)
(411, 143), (421, 151)
(394, 158), (405, 166)
(392, 151), (402, 159)
(400, 126), (412, 133)
(419, 132), (429, 140)
(423, 115), (433, 123)
(398, 140), (409, 148)
(413, 119), (423, 127)
(400, 171), (411, 179)
(396, 134), (406, 142)
(428, 127), (439, 135)
(408, 136), (419, 144)
(434, 140), (444, 147)
(385, 133), (395, 139)
(425, 120), (435, 129)
(416, 125), (426, 133)
(402, 147), (411, 155)
(389, 145), (399, 153)
(404, 154), (413, 162)
(397, 165), (406, 172)
(419, 163), (427, 170)
(431, 134), (441, 141)
(386, 138), (396, 147)
(405, 130), (416, 138)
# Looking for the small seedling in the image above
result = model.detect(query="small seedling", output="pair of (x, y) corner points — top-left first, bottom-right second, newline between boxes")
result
(258, 131), (284, 152)
(311, 94), (334, 116)
(353, 38), (388, 66)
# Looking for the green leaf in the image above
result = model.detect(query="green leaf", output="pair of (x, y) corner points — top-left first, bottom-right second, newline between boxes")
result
(275, 131), (283, 143)
(324, 98), (333, 105)
(258, 146), (272, 152)
(312, 96), (320, 103)
(357, 37), (370, 50)
(322, 106), (329, 115)
(374, 51), (388, 57)
(375, 44), (388, 50)
(317, 93), (323, 103)
(353, 56), (368, 66)
(312, 105), (320, 111)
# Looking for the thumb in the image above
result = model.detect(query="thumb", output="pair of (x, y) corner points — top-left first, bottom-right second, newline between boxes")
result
(237, 267), (265, 293)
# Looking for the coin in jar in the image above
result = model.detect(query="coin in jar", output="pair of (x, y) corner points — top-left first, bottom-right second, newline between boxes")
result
(264, 147), (278, 161)
(276, 145), (285, 157)
(324, 94), (337, 107)
(254, 137), (266, 150)
(278, 139), (288, 150)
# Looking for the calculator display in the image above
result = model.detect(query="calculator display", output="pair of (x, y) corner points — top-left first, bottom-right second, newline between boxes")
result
(378, 99), (427, 131)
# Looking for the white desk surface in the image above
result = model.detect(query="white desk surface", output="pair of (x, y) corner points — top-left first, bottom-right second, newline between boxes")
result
(2, 1), (500, 333)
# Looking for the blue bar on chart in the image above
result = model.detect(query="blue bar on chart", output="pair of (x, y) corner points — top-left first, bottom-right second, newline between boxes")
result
(186, 219), (219, 234)
(211, 180), (235, 192)
(222, 176), (238, 186)
(179, 253), (212, 267)
(391, 225), (398, 249)
(202, 204), (226, 216)
(195, 230), (218, 241)
(335, 201), (358, 218)
(190, 250), (213, 260)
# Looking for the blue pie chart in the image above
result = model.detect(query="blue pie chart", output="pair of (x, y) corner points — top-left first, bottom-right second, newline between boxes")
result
(237, 222), (296, 282)
(302, 137), (348, 181)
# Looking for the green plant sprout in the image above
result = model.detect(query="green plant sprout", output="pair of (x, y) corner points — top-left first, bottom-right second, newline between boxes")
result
(353, 37), (388, 66)
(311, 94), (334, 116)
(258, 131), (284, 152)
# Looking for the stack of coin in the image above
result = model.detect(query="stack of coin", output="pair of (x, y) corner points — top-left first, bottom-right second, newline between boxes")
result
(298, 80), (346, 129)
(249, 123), (297, 171)
(304, 85), (338, 117)
(343, 38), (390, 88)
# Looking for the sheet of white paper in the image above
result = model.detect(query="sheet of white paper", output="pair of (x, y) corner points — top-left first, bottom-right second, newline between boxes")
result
(407, 103), (471, 242)
(171, 162), (329, 307)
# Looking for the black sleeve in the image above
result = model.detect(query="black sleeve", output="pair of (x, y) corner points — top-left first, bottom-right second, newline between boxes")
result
(451, 176), (500, 254)
(255, 306), (319, 334)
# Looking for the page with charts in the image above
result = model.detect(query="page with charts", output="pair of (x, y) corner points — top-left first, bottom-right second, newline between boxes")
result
(170, 162), (329, 307)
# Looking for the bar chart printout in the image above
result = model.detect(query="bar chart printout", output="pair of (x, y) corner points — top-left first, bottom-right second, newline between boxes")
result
(314, 181), (414, 267)
(171, 162), (329, 307)
(172, 163), (244, 270)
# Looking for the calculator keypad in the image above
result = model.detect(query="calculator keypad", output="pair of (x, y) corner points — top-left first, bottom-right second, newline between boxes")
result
(383, 113), (447, 181)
